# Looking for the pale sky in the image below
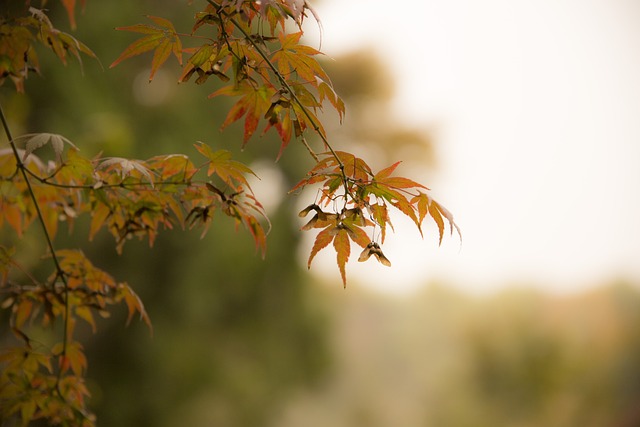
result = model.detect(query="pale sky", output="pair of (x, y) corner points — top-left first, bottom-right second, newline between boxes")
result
(298, 0), (640, 295)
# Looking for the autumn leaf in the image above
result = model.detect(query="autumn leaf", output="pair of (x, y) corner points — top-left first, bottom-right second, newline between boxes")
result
(52, 341), (87, 376)
(97, 157), (154, 185)
(272, 31), (328, 83)
(110, 16), (183, 81)
(60, 0), (87, 30)
(411, 192), (461, 245)
(194, 143), (257, 190)
(118, 283), (152, 333)
(307, 225), (334, 269)
(209, 83), (276, 145)
(317, 78), (345, 122)
(333, 227), (350, 287)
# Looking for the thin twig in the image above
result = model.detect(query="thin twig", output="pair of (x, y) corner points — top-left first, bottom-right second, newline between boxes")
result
(0, 101), (72, 393)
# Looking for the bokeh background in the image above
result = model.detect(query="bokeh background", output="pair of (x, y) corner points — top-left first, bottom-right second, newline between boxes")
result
(2, 0), (640, 425)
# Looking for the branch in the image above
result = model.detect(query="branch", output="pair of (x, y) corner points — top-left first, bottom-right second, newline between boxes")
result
(207, 0), (352, 199)
(0, 101), (72, 394)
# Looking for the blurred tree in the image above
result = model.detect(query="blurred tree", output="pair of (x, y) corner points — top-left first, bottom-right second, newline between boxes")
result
(322, 50), (437, 171)
(275, 283), (640, 427)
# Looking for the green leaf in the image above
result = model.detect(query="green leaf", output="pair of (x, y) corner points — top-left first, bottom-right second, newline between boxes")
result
(194, 143), (257, 190)
(110, 16), (182, 81)
(14, 133), (77, 162)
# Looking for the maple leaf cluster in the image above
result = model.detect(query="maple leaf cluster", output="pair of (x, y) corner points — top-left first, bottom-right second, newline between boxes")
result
(0, 133), (267, 424)
(0, 1), (460, 425)
(0, 4), (96, 92)
(292, 151), (460, 286)
(111, 0), (458, 286)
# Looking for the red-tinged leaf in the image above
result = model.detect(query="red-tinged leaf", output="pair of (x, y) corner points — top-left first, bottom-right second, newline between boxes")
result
(89, 203), (110, 241)
(244, 107), (260, 144)
(289, 173), (328, 194)
(3, 202), (23, 237)
(60, 0), (88, 30)
(211, 83), (276, 145)
(243, 215), (267, 259)
(41, 205), (59, 241)
(275, 111), (292, 159)
(333, 227), (350, 287)
(293, 101), (326, 138)
(307, 225), (335, 268)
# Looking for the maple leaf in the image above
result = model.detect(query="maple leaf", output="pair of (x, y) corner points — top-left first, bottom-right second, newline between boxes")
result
(28, 7), (98, 70)
(333, 227), (350, 287)
(373, 161), (429, 191)
(272, 31), (328, 83)
(110, 16), (183, 81)
(411, 192), (461, 245)
(118, 283), (152, 333)
(307, 225), (335, 269)
(52, 341), (87, 376)
(317, 78), (345, 122)
(210, 83), (276, 145)
(194, 143), (257, 190)
(97, 157), (155, 185)
(60, 0), (87, 30)
(13, 133), (78, 163)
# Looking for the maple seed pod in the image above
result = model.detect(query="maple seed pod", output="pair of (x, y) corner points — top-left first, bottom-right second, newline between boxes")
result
(298, 204), (321, 217)
(358, 242), (392, 267)
(301, 214), (319, 230)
